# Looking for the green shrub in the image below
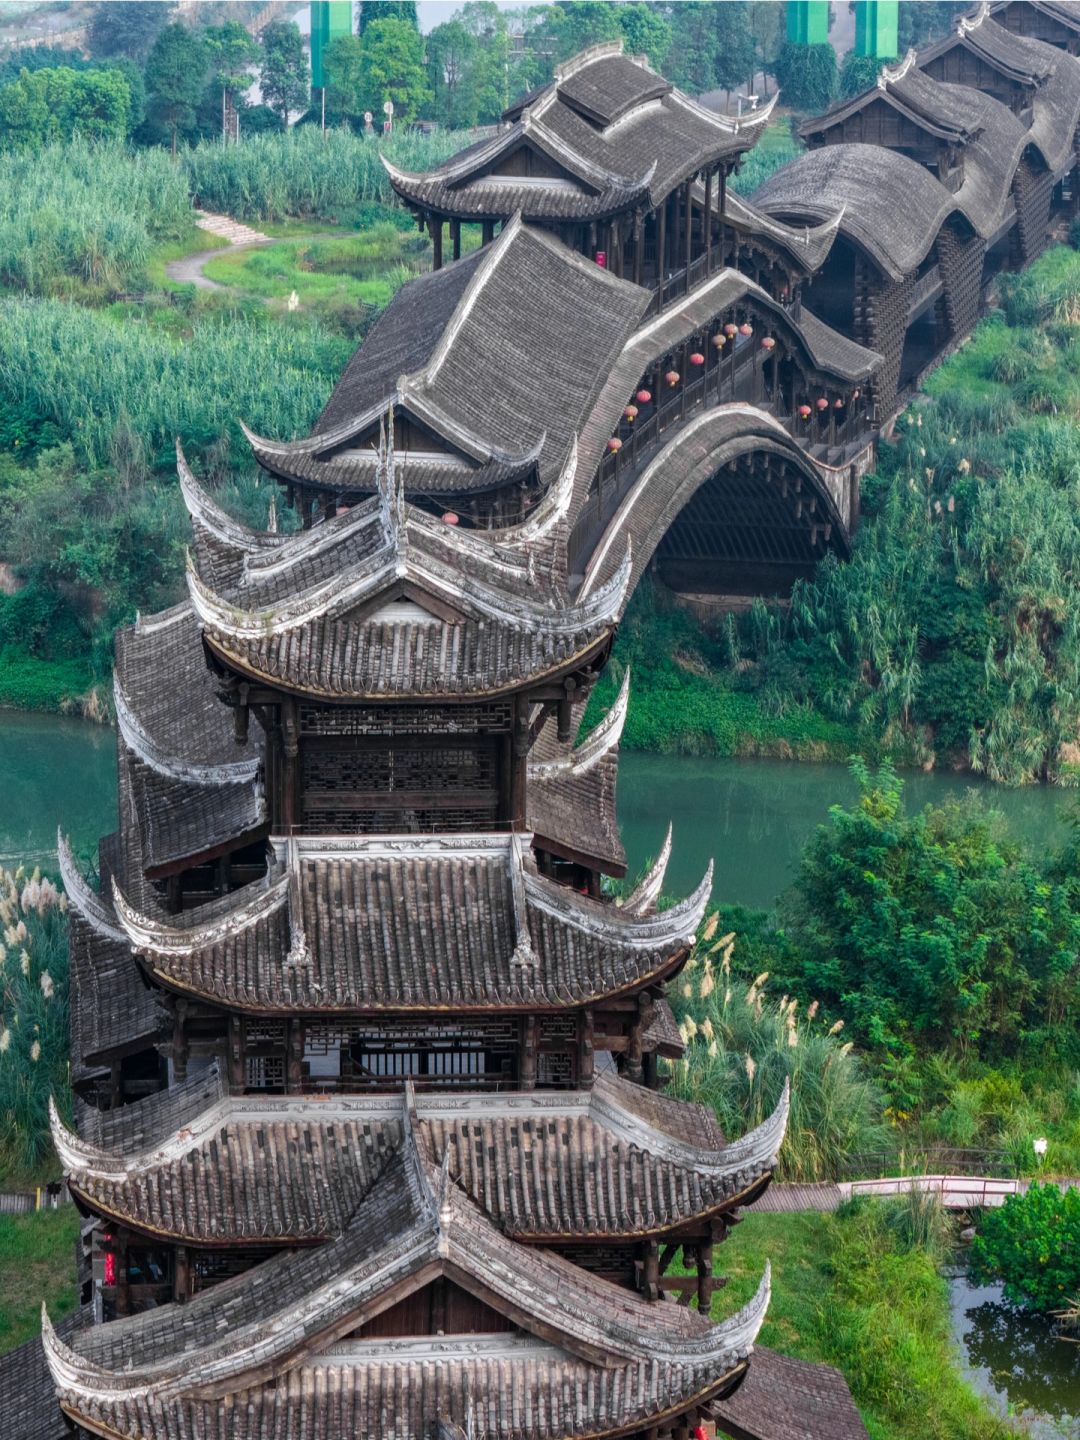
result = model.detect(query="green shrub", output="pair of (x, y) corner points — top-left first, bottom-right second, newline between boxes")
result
(969, 1181), (1080, 1311)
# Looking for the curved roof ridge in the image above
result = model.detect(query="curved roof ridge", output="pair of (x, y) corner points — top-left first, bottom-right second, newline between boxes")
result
(591, 1074), (789, 1178)
(723, 189), (846, 251)
(176, 440), (281, 557)
(112, 871), (289, 959)
(554, 37), (625, 83)
(671, 86), (779, 137)
(526, 858), (712, 949)
(880, 47), (919, 86)
(424, 214), (523, 383)
(490, 434), (577, 548)
(529, 666), (630, 780)
(113, 673), (260, 789)
(622, 822), (673, 917)
(57, 830), (127, 944)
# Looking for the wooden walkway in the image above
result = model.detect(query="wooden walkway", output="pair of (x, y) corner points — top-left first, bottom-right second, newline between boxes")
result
(757, 1174), (1080, 1213)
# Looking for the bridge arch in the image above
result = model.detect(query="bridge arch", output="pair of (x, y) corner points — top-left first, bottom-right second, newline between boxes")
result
(577, 404), (852, 609)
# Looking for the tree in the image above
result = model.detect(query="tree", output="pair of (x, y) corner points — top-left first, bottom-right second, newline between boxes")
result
(457, 2), (511, 124)
(358, 17), (431, 126)
(969, 1183), (1080, 1312)
(747, 0), (784, 93)
(713, 2), (757, 93)
(665, 3), (721, 95)
(538, 2), (621, 64)
(87, 1), (169, 62)
(358, 1), (419, 37)
(617, 4), (671, 70)
(0, 66), (133, 148)
(773, 40), (836, 112)
(838, 51), (884, 100)
(144, 23), (208, 154)
(259, 19), (309, 130)
(323, 33), (365, 122)
(776, 762), (1080, 1059)
(426, 18), (476, 128)
(202, 21), (259, 138)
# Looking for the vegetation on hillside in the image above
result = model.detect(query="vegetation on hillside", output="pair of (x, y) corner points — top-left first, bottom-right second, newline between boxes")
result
(0, 1209), (79, 1356)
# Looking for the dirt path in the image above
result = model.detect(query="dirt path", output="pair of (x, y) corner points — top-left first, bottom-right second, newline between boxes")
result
(166, 210), (271, 290)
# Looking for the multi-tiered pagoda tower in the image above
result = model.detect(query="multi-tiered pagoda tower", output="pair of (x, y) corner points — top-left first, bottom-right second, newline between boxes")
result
(0, 39), (904, 1440)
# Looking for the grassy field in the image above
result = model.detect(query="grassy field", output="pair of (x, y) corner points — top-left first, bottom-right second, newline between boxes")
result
(0, 1209), (79, 1355)
(720, 1208), (1013, 1440)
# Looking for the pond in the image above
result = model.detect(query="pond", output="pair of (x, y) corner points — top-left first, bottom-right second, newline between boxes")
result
(948, 1265), (1080, 1438)
(0, 712), (1074, 909)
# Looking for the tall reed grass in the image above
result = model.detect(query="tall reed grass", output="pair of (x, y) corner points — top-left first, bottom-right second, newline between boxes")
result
(667, 922), (887, 1180)
(182, 126), (475, 223)
(0, 139), (190, 294)
(0, 866), (70, 1179)
(0, 299), (350, 469)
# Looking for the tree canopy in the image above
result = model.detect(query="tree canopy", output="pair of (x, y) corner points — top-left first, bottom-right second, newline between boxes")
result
(0, 66), (133, 149)
(773, 40), (837, 112)
(87, 2), (170, 62)
(358, 17), (431, 125)
(259, 19), (309, 130)
(358, 1), (419, 37)
(144, 23), (208, 154)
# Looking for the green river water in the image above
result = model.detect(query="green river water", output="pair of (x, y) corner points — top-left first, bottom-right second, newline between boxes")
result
(3, 712), (1080, 1424)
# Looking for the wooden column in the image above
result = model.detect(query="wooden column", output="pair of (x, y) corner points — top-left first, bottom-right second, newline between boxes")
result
(657, 198), (667, 283)
(521, 1014), (538, 1091)
(172, 1001), (188, 1083)
(174, 1246), (191, 1303)
(451, 218), (461, 261)
(704, 169), (713, 274)
(430, 216), (443, 270)
(697, 1242), (714, 1312)
(510, 701), (529, 830)
(634, 208), (644, 286)
(287, 1019), (303, 1093)
(642, 1239), (660, 1300)
(229, 1014), (245, 1091)
(578, 1009), (595, 1087)
(482, 218), (494, 245)
(282, 697), (299, 834)
(683, 177), (693, 275)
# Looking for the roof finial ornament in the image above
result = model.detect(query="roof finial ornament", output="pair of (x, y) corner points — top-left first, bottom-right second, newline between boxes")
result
(959, 0), (990, 34)
(878, 48), (918, 89)
(378, 403), (407, 563)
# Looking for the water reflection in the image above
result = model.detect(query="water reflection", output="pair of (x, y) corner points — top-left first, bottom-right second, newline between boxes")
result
(948, 1266), (1080, 1437)
(618, 753), (1073, 910)
(0, 714), (1074, 908)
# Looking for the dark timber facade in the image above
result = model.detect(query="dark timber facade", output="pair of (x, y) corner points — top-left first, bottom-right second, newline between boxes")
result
(7, 12), (1080, 1438)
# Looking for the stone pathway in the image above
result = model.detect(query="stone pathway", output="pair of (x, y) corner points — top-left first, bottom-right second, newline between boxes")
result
(165, 210), (271, 290)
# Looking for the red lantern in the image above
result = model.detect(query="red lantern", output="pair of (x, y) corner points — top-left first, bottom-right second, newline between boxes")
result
(739, 322), (753, 337)
(711, 333), (726, 349)
(689, 352), (705, 366)
(442, 511), (459, 525)
(607, 437), (623, 453)
(798, 404), (812, 420)
(723, 322), (737, 337)
(636, 388), (652, 405)
(104, 1251), (117, 1287)
(761, 336), (776, 351)
(816, 397), (829, 411)
(624, 404), (638, 423)
(852, 388), (861, 400)
(834, 397), (844, 409)
(665, 370), (680, 387)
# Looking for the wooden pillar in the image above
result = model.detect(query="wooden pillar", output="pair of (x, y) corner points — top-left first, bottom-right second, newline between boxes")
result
(704, 169), (713, 274)
(578, 1009), (595, 1087)
(697, 1242), (714, 1312)
(430, 215), (443, 270)
(482, 218), (494, 245)
(643, 1239), (660, 1300)
(282, 697), (299, 834)
(172, 1001), (188, 1083)
(174, 1246), (191, 1303)
(451, 218), (461, 262)
(287, 1018), (303, 1093)
(634, 209), (644, 286)
(521, 1014), (538, 1091)
(228, 1014), (245, 1091)
(683, 177), (693, 275)
(657, 198), (667, 284)
(510, 701), (529, 830)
